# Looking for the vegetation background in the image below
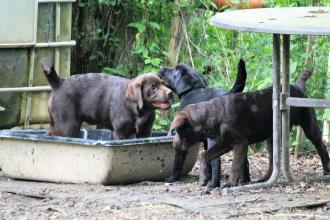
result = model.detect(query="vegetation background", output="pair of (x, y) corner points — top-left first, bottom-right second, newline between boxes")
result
(71, 0), (330, 150)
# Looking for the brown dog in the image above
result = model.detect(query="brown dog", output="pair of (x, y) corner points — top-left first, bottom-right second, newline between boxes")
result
(41, 57), (172, 139)
(170, 70), (330, 188)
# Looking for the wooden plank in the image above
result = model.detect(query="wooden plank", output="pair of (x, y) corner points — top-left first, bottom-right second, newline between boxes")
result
(286, 97), (330, 108)
(165, 15), (184, 67)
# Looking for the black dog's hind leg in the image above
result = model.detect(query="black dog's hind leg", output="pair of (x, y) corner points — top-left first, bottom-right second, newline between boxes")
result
(207, 159), (221, 188)
(239, 157), (251, 184)
(205, 138), (250, 188)
(165, 149), (188, 183)
(208, 155), (250, 188)
(300, 108), (330, 175)
(257, 138), (273, 183)
(206, 139), (221, 188)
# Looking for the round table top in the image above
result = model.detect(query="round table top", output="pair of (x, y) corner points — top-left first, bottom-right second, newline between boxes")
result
(211, 7), (330, 35)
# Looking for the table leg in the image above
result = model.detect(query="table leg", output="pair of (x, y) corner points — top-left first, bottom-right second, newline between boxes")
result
(271, 33), (281, 184)
(220, 34), (281, 194)
(281, 34), (294, 182)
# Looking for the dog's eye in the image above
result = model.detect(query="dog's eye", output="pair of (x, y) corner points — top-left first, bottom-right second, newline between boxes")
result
(151, 85), (157, 91)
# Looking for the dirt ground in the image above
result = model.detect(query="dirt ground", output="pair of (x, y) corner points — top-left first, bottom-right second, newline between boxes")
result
(1, 150), (330, 219)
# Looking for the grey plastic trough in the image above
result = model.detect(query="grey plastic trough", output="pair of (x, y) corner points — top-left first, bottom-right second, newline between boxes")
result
(0, 129), (200, 184)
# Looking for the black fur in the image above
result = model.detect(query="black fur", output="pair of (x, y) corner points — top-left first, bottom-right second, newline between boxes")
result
(158, 59), (247, 187)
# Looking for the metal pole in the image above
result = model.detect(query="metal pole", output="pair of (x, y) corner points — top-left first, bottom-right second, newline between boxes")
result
(0, 86), (51, 93)
(281, 34), (294, 182)
(0, 41), (76, 49)
(271, 33), (282, 185)
(221, 34), (281, 194)
(35, 41), (76, 48)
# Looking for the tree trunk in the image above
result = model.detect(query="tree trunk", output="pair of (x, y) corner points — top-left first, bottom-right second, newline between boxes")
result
(166, 13), (185, 68)
(71, 1), (136, 74)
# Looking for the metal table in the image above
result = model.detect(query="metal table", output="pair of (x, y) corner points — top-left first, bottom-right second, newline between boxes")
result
(210, 7), (330, 194)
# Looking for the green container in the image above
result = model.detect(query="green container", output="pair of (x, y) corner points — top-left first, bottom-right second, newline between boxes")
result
(0, 0), (75, 129)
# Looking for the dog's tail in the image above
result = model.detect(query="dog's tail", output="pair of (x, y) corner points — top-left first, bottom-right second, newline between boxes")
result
(295, 69), (312, 92)
(228, 58), (247, 93)
(41, 57), (62, 90)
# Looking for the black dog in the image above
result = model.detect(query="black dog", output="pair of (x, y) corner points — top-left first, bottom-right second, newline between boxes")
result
(169, 69), (330, 188)
(158, 59), (247, 187)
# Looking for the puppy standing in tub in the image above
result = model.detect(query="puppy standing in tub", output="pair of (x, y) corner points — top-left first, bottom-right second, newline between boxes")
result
(41, 57), (173, 139)
(169, 68), (330, 188)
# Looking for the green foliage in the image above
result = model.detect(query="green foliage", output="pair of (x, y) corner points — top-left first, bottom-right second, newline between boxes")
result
(124, 0), (176, 73)
(324, 109), (330, 121)
(177, 0), (330, 149)
(76, 0), (330, 137)
(153, 111), (171, 131)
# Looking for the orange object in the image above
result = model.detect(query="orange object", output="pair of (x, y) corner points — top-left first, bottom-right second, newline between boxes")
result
(212, 0), (268, 9)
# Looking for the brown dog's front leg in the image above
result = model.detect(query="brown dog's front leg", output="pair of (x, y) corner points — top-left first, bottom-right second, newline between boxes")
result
(136, 113), (155, 138)
(199, 151), (211, 186)
(112, 130), (130, 140)
(228, 141), (248, 187)
(257, 138), (273, 183)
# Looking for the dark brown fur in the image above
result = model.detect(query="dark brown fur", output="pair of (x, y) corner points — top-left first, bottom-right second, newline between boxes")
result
(41, 57), (172, 139)
(170, 70), (330, 187)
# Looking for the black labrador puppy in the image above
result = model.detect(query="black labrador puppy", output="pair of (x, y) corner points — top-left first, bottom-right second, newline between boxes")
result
(158, 59), (247, 188)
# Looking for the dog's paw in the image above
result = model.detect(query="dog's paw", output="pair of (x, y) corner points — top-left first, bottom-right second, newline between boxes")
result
(323, 161), (330, 176)
(239, 176), (250, 185)
(241, 175), (251, 184)
(199, 169), (210, 186)
(199, 177), (209, 186)
(323, 170), (330, 176)
(165, 175), (179, 183)
(207, 180), (220, 189)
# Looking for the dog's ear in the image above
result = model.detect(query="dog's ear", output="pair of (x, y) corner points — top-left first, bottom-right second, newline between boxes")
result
(169, 111), (189, 134)
(175, 64), (207, 94)
(126, 81), (143, 109)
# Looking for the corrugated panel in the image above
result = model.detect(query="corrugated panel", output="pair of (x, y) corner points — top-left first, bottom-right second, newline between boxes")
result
(0, 0), (37, 45)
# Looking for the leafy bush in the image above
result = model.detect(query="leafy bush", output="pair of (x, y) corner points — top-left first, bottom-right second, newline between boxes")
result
(73, 0), (330, 141)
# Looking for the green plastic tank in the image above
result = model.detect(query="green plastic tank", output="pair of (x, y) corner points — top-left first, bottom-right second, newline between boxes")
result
(0, 0), (75, 129)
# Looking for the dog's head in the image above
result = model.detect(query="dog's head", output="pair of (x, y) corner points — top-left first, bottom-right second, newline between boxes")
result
(125, 73), (173, 110)
(169, 110), (202, 150)
(158, 64), (207, 96)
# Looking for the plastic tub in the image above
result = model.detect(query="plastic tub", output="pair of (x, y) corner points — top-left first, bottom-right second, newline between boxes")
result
(0, 129), (200, 184)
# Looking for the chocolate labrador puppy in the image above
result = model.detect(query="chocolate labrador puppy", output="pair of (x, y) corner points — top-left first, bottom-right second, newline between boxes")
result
(41, 57), (172, 139)
(170, 69), (330, 188)
(158, 59), (247, 188)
